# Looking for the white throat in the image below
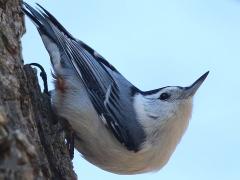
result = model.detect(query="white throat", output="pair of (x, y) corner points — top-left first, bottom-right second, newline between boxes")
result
(133, 92), (193, 168)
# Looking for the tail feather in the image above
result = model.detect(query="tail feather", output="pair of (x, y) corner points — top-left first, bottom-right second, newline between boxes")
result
(22, 2), (73, 43)
(22, 2), (51, 38)
(22, 2), (119, 74)
(22, 2), (75, 72)
(35, 3), (74, 39)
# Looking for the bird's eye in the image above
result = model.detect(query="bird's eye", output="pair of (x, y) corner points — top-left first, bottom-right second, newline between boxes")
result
(159, 93), (170, 101)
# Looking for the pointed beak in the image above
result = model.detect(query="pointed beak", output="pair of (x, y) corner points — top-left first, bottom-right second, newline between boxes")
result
(182, 71), (209, 98)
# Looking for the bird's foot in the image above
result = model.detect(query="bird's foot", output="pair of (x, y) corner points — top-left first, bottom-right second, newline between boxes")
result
(29, 63), (50, 96)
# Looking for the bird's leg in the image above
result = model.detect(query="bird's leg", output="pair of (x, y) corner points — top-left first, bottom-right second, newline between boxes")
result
(28, 63), (75, 159)
(29, 63), (50, 96)
(28, 63), (59, 124)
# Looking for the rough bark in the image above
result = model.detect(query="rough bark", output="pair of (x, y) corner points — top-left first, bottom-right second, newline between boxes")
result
(0, 0), (76, 179)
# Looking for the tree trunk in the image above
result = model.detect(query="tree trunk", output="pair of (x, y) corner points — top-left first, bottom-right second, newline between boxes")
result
(0, 0), (76, 179)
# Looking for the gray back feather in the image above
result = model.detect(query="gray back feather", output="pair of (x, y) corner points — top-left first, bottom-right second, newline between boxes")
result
(22, 2), (146, 151)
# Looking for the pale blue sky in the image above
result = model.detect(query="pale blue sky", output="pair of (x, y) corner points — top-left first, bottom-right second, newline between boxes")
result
(22, 0), (240, 179)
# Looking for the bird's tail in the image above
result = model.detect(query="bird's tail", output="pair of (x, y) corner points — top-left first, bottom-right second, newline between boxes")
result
(22, 2), (75, 73)
(22, 2), (74, 42)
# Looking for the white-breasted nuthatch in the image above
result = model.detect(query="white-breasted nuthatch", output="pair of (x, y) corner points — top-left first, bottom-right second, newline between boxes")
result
(22, 2), (209, 174)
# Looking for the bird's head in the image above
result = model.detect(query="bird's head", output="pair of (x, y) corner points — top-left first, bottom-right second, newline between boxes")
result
(133, 71), (209, 135)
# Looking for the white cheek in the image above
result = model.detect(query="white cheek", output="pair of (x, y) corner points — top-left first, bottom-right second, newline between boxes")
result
(133, 94), (174, 134)
(157, 101), (178, 120)
(160, 99), (193, 124)
(133, 94), (147, 123)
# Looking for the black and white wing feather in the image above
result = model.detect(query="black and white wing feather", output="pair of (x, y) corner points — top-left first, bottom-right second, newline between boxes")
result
(22, 3), (146, 151)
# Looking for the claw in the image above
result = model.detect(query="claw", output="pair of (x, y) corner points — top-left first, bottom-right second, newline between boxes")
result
(29, 63), (49, 96)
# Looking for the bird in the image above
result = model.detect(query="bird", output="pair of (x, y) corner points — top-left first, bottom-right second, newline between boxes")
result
(22, 2), (209, 174)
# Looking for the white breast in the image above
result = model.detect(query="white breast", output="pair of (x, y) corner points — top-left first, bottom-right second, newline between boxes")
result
(52, 77), (193, 174)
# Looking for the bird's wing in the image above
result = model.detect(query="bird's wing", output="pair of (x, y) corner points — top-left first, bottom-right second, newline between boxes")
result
(22, 3), (145, 151)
